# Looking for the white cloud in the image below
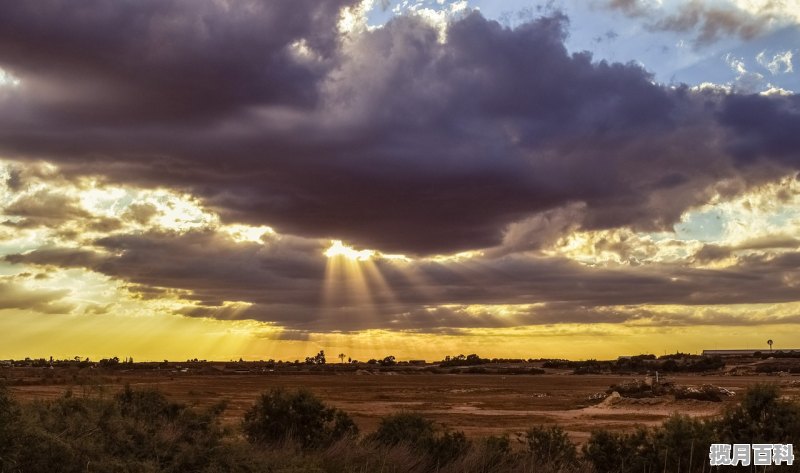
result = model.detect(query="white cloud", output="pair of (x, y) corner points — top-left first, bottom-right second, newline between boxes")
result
(0, 67), (20, 87)
(724, 52), (766, 92)
(756, 49), (794, 74)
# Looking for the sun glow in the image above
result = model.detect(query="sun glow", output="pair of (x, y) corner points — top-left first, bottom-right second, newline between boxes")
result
(324, 240), (375, 261)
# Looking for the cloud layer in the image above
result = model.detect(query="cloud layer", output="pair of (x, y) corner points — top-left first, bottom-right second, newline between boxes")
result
(1, 1), (799, 335)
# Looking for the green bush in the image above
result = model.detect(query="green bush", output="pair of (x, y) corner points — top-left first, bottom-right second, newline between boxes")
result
(370, 412), (470, 466)
(0, 386), (228, 473)
(523, 425), (577, 467)
(650, 414), (714, 473)
(584, 415), (716, 473)
(583, 427), (663, 473)
(371, 412), (436, 447)
(474, 435), (512, 470)
(583, 429), (628, 472)
(428, 430), (470, 465)
(242, 388), (357, 449)
(717, 383), (800, 444)
(0, 384), (19, 471)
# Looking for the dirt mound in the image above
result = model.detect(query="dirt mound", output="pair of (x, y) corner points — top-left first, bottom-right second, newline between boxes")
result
(598, 391), (622, 407)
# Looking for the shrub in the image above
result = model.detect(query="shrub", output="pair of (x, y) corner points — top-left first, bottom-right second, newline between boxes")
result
(116, 384), (181, 420)
(429, 430), (470, 465)
(523, 425), (577, 467)
(717, 383), (800, 444)
(478, 435), (512, 468)
(1, 386), (228, 473)
(0, 384), (19, 470)
(583, 429), (627, 472)
(584, 414), (716, 473)
(583, 427), (658, 473)
(371, 412), (436, 447)
(243, 388), (357, 449)
(370, 412), (470, 466)
(651, 414), (714, 473)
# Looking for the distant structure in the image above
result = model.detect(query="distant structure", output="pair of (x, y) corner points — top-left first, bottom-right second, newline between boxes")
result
(702, 349), (800, 356)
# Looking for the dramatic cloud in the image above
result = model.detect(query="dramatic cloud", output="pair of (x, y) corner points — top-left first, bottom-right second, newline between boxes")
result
(1, 2), (795, 255)
(6, 222), (800, 332)
(0, 1), (799, 344)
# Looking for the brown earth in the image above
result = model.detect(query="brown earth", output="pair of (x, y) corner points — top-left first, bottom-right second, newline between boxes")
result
(6, 369), (800, 444)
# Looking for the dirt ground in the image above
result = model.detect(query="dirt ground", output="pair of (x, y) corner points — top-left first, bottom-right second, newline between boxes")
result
(7, 370), (800, 444)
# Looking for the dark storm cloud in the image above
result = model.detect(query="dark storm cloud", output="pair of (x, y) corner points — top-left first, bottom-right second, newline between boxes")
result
(718, 94), (800, 164)
(0, 0), (355, 122)
(8, 229), (800, 331)
(1, 3), (792, 254)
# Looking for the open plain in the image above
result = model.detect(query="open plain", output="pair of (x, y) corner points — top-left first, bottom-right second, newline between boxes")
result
(6, 367), (800, 444)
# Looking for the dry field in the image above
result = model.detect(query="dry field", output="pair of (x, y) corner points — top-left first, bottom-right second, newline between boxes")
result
(7, 369), (800, 444)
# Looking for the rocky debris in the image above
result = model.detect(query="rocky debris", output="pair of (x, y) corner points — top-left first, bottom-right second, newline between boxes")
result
(589, 392), (608, 401)
(607, 378), (734, 402)
(607, 379), (674, 398)
(674, 384), (735, 402)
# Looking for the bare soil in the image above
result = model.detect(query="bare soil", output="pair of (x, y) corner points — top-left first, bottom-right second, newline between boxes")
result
(6, 369), (800, 444)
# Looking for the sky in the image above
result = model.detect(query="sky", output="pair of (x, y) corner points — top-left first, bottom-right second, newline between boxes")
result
(0, 0), (799, 361)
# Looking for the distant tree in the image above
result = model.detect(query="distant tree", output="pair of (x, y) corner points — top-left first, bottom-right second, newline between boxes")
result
(99, 357), (120, 368)
(440, 353), (489, 367)
(305, 350), (326, 365)
(380, 355), (396, 366)
(338, 353), (346, 364)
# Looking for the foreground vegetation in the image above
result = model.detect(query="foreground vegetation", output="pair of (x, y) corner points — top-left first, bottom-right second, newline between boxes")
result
(0, 383), (798, 472)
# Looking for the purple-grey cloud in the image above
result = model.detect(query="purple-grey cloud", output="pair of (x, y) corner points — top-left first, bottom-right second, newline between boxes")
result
(0, 4), (790, 254)
(6, 229), (800, 331)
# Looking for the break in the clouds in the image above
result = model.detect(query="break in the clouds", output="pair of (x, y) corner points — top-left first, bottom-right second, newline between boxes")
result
(1, 0), (800, 348)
